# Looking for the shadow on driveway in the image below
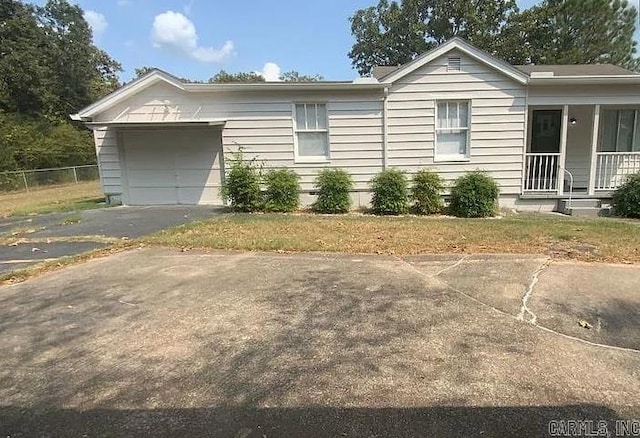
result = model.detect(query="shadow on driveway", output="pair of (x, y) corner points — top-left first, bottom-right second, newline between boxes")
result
(0, 404), (625, 438)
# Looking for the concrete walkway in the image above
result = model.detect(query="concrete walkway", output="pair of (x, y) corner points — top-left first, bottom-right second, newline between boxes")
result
(0, 249), (638, 437)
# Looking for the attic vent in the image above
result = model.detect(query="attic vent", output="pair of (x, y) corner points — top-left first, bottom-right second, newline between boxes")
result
(447, 57), (462, 72)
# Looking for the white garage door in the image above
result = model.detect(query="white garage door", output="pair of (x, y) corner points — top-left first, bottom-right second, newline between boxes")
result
(122, 127), (224, 205)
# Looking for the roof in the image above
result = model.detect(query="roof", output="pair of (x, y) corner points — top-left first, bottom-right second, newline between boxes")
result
(515, 64), (639, 76)
(377, 37), (530, 85)
(372, 66), (400, 80)
(71, 69), (385, 121)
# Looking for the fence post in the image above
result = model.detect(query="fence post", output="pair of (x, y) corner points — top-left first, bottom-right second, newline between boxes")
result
(22, 171), (29, 192)
(73, 166), (78, 184)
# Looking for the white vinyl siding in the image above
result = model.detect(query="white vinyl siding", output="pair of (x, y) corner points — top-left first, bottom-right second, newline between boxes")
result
(93, 127), (122, 195)
(435, 100), (470, 161)
(599, 108), (640, 152)
(293, 103), (330, 162)
(386, 49), (527, 195)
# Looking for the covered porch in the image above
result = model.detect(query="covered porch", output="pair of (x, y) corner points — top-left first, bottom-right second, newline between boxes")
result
(523, 104), (640, 196)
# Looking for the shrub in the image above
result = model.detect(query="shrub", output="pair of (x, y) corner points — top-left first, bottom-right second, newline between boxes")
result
(220, 151), (262, 212)
(612, 172), (640, 218)
(264, 169), (300, 212)
(449, 171), (499, 218)
(313, 168), (354, 214)
(411, 169), (444, 215)
(370, 169), (409, 215)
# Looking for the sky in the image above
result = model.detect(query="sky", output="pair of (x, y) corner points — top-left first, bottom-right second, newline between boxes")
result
(27, 0), (640, 82)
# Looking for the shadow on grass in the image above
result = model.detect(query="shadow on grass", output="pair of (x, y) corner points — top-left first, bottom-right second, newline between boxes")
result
(0, 404), (626, 437)
(13, 196), (108, 216)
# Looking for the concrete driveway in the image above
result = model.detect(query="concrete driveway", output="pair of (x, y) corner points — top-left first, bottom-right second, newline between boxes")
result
(0, 249), (638, 437)
(0, 206), (224, 274)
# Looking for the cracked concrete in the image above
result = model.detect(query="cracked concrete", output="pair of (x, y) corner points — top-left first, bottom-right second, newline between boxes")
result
(516, 258), (551, 324)
(0, 248), (639, 437)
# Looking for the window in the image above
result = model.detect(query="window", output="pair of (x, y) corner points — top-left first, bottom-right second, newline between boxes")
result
(435, 101), (470, 161)
(294, 103), (329, 161)
(600, 109), (640, 152)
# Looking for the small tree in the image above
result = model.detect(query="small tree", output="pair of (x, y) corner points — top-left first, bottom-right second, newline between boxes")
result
(449, 171), (500, 218)
(612, 172), (640, 218)
(220, 150), (262, 212)
(313, 169), (354, 214)
(264, 169), (300, 212)
(370, 169), (409, 215)
(411, 170), (444, 215)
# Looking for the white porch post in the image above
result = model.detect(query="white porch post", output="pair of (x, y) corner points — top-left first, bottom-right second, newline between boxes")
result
(557, 104), (569, 195)
(588, 104), (601, 195)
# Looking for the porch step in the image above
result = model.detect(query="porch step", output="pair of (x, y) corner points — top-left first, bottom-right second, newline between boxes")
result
(557, 198), (602, 211)
(564, 207), (613, 217)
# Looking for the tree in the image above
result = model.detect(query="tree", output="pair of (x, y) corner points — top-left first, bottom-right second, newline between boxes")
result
(280, 71), (324, 82)
(499, 0), (639, 69)
(0, 0), (121, 119)
(134, 66), (157, 79)
(209, 70), (266, 83)
(348, 0), (518, 75)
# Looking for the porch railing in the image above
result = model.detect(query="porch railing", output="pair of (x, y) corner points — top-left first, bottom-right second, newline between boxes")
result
(523, 153), (560, 192)
(595, 152), (640, 190)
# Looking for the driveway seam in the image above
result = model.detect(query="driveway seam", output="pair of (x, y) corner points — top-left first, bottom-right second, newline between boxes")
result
(399, 257), (640, 355)
(516, 258), (552, 325)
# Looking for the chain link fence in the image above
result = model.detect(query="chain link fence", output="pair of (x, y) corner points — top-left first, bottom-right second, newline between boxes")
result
(0, 165), (100, 193)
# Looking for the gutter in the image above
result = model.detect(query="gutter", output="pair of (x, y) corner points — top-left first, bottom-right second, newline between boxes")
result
(529, 76), (640, 85)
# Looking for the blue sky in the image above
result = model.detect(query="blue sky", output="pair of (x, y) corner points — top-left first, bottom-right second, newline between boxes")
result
(28, 0), (639, 82)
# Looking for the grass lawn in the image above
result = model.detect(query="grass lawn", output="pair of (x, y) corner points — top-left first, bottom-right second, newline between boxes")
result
(0, 181), (105, 217)
(144, 213), (640, 263)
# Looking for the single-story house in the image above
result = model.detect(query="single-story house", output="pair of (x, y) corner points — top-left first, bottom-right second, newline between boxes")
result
(72, 37), (640, 212)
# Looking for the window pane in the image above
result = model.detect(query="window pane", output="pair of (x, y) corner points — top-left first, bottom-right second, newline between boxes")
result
(618, 110), (634, 152)
(295, 104), (306, 130)
(298, 132), (329, 157)
(449, 103), (458, 128)
(437, 102), (447, 129)
(305, 104), (317, 130)
(316, 104), (327, 129)
(437, 132), (467, 157)
(600, 110), (617, 152)
(459, 102), (469, 128)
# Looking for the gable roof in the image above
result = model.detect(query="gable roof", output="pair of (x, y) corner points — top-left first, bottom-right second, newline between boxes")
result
(515, 64), (638, 76)
(71, 69), (385, 121)
(378, 37), (530, 85)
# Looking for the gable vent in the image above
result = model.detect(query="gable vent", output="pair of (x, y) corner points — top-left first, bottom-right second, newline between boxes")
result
(447, 57), (462, 72)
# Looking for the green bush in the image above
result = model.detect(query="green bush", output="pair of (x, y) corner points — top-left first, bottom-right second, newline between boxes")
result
(449, 171), (500, 218)
(411, 169), (444, 215)
(313, 168), (354, 214)
(221, 151), (262, 212)
(612, 172), (640, 218)
(370, 169), (409, 215)
(264, 169), (300, 212)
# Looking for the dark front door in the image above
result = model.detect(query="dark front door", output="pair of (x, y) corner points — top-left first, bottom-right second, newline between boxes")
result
(531, 110), (562, 153)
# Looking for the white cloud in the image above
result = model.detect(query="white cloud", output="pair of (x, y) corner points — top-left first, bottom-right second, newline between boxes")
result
(84, 10), (107, 39)
(259, 62), (281, 81)
(151, 11), (234, 63)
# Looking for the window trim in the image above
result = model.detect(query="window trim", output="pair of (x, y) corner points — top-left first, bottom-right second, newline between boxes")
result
(292, 102), (331, 163)
(600, 108), (640, 153)
(434, 100), (472, 162)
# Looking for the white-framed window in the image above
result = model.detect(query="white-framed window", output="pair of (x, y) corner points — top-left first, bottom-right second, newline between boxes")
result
(600, 108), (640, 152)
(293, 103), (330, 162)
(435, 100), (470, 161)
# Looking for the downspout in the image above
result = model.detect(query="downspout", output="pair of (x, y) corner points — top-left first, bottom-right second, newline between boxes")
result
(382, 86), (390, 170)
(520, 81), (530, 197)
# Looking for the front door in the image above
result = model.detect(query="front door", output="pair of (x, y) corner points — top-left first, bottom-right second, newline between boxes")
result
(531, 110), (562, 153)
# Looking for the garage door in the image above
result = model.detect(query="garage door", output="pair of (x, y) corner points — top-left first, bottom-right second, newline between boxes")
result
(122, 127), (224, 205)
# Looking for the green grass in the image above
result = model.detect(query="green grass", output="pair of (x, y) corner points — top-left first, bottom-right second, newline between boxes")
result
(143, 212), (640, 263)
(0, 181), (105, 217)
